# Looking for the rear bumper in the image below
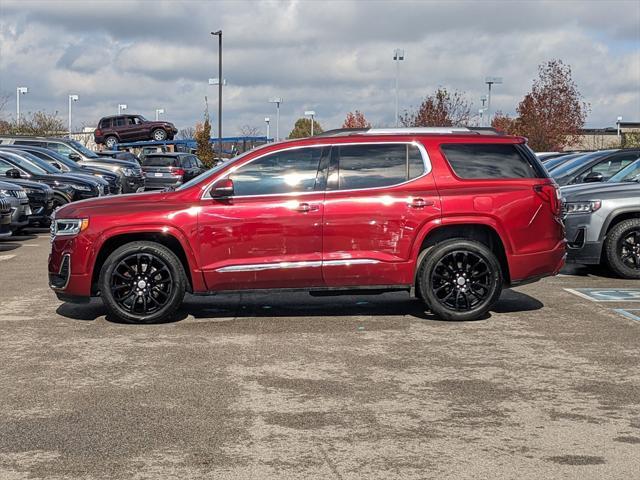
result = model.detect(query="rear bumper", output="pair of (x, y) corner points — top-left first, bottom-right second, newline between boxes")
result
(508, 240), (566, 285)
(144, 177), (182, 190)
(566, 241), (603, 265)
(122, 176), (145, 193)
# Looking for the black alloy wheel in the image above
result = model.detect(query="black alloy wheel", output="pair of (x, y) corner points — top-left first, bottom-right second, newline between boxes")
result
(605, 218), (640, 279)
(418, 239), (503, 321)
(618, 229), (640, 270)
(110, 252), (173, 315)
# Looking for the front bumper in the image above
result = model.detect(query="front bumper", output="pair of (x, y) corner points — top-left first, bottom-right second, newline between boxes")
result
(10, 201), (30, 229)
(122, 175), (145, 193)
(564, 213), (603, 265)
(27, 196), (54, 223)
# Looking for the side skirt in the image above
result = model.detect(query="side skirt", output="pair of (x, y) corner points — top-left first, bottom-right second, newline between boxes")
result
(190, 285), (412, 297)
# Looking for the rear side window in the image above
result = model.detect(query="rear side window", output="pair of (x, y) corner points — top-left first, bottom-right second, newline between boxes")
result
(100, 118), (112, 128)
(116, 117), (126, 127)
(441, 143), (539, 179)
(46, 142), (74, 156)
(14, 140), (42, 146)
(143, 156), (178, 167)
(336, 144), (424, 190)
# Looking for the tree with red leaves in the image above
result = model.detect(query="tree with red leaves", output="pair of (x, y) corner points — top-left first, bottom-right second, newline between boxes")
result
(492, 60), (589, 151)
(342, 110), (371, 129)
(401, 88), (472, 127)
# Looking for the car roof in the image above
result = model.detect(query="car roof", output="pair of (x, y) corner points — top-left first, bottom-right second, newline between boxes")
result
(144, 152), (187, 157)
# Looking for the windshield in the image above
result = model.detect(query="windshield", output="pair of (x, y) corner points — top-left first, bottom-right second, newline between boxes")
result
(609, 158), (640, 182)
(0, 152), (49, 174)
(68, 140), (99, 158)
(550, 151), (614, 179)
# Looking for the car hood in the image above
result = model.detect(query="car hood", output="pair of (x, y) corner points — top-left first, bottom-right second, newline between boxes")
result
(145, 121), (176, 129)
(82, 158), (140, 169)
(0, 177), (51, 191)
(55, 190), (169, 218)
(561, 181), (640, 201)
(39, 173), (101, 187)
(79, 165), (117, 177)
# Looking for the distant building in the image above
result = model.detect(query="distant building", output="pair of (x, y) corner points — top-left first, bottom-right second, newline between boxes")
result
(565, 122), (640, 150)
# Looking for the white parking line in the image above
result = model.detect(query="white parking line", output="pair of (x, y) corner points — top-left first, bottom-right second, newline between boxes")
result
(0, 254), (16, 262)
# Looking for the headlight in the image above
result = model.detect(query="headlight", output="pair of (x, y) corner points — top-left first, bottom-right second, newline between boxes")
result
(564, 200), (602, 215)
(122, 168), (135, 176)
(69, 184), (92, 192)
(52, 218), (89, 237)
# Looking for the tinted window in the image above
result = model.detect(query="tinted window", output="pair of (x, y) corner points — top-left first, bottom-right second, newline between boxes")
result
(336, 144), (424, 190)
(0, 153), (48, 174)
(100, 118), (112, 128)
(230, 147), (323, 196)
(143, 156), (178, 167)
(14, 140), (42, 146)
(47, 142), (74, 156)
(441, 143), (538, 179)
(0, 159), (20, 175)
(116, 117), (126, 127)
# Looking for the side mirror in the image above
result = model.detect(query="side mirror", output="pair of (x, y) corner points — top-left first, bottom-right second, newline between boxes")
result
(584, 171), (604, 183)
(210, 178), (234, 199)
(6, 168), (21, 179)
(68, 153), (81, 161)
(52, 162), (62, 170)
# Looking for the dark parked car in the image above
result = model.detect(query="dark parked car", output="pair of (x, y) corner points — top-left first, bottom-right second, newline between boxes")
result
(141, 153), (206, 190)
(94, 115), (178, 149)
(0, 145), (122, 195)
(0, 137), (145, 193)
(0, 180), (30, 231)
(550, 149), (640, 186)
(1, 177), (54, 226)
(0, 196), (12, 239)
(0, 150), (105, 209)
(542, 152), (586, 171)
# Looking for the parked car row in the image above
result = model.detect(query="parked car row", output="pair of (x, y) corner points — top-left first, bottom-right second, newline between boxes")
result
(537, 149), (640, 278)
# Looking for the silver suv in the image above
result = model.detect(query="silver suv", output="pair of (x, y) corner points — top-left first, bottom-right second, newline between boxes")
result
(562, 181), (640, 278)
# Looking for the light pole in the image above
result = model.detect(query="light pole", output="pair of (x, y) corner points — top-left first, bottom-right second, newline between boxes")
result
(393, 49), (404, 127)
(265, 117), (270, 141)
(16, 87), (28, 126)
(155, 108), (165, 121)
(304, 110), (316, 136)
(210, 30), (223, 157)
(479, 95), (487, 127)
(484, 76), (503, 126)
(269, 97), (282, 141)
(118, 104), (127, 115)
(68, 94), (79, 134)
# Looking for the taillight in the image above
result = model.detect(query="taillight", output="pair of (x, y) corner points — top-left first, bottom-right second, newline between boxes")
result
(95, 129), (102, 136)
(170, 168), (185, 176)
(534, 182), (561, 216)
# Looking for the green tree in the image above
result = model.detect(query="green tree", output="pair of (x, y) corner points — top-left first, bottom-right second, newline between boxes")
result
(195, 98), (215, 167)
(288, 117), (324, 139)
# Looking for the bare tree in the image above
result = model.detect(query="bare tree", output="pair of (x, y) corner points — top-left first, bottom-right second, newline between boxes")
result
(178, 126), (196, 140)
(238, 125), (261, 137)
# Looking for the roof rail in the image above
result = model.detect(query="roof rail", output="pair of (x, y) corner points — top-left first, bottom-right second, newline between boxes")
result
(316, 127), (502, 137)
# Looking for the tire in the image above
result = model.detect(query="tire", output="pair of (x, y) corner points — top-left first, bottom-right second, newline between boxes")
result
(152, 129), (167, 141)
(604, 218), (640, 279)
(99, 241), (186, 324)
(105, 136), (118, 149)
(52, 194), (69, 211)
(417, 239), (503, 321)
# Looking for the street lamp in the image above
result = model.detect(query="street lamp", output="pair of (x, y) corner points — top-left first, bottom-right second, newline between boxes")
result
(210, 30), (223, 157)
(269, 97), (282, 141)
(68, 94), (79, 134)
(484, 76), (503, 126)
(155, 108), (165, 121)
(304, 110), (316, 136)
(265, 117), (270, 141)
(118, 104), (127, 115)
(393, 49), (404, 127)
(16, 87), (28, 126)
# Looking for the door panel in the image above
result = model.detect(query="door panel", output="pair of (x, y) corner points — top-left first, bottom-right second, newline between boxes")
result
(322, 143), (441, 286)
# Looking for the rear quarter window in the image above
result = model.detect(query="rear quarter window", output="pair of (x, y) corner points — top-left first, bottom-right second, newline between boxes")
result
(100, 118), (112, 128)
(441, 143), (540, 179)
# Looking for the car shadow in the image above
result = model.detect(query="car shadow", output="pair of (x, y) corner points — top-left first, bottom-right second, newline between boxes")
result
(0, 242), (21, 252)
(55, 288), (543, 325)
(560, 264), (619, 279)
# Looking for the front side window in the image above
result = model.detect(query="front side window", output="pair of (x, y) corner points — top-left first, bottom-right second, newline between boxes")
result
(0, 159), (20, 175)
(441, 143), (539, 179)
(47, 142), (73, 156)
(116, 117), (126, 127)
(336, 144), (424, 190)
(229, 147), (324, 196)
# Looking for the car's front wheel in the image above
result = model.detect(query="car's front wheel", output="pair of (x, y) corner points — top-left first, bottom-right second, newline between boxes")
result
(417, 239), (503, 321)
(99, 241), (186, 323)
(152, 129), (167, 141)
(604, 218), (640, 279)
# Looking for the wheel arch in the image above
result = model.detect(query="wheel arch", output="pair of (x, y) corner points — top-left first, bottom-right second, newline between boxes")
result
(601, 208), (640, 240)
(90, 228), (201, 295)
(412, 220), (511, 290)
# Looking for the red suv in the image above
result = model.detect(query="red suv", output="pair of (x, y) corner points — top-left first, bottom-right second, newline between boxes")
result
(49, 128), (565, 324)
(94, 115), (178, 149)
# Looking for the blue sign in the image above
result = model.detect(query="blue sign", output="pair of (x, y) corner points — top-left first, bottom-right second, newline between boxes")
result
(565, 288), (640, 302)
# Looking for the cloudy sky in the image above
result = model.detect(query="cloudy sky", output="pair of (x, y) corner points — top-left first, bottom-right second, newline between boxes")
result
(0, 0), (638, 137)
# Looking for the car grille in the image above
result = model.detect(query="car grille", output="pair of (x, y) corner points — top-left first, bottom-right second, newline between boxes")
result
(8, 190), (28, 199)
(0, 198), (10, 214)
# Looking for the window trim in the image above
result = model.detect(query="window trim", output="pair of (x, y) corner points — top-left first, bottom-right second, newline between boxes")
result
(200, 141), (431, 200)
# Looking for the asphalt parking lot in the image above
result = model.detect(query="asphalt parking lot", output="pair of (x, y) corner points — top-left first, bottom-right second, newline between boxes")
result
(1, 231), (639, 479)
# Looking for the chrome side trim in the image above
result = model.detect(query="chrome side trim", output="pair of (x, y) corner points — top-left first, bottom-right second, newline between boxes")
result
(215, 258), (380, 273)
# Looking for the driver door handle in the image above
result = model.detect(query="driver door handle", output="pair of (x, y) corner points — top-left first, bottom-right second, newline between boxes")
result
(296, 202), (319, 212)
(409, 198), (433, 208)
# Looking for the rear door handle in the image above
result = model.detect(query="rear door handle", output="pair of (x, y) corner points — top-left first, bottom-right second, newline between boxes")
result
(409, 198), (433, 208)
(296, 202), (319, 212)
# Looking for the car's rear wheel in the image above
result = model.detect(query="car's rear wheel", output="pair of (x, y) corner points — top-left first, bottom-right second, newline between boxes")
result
(105, 136), (118, 149)
(604, 218), (640, 279)
(152, 129), (167, 141)
(99, 241), (186, 323)
(418, 239), (502, 321)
